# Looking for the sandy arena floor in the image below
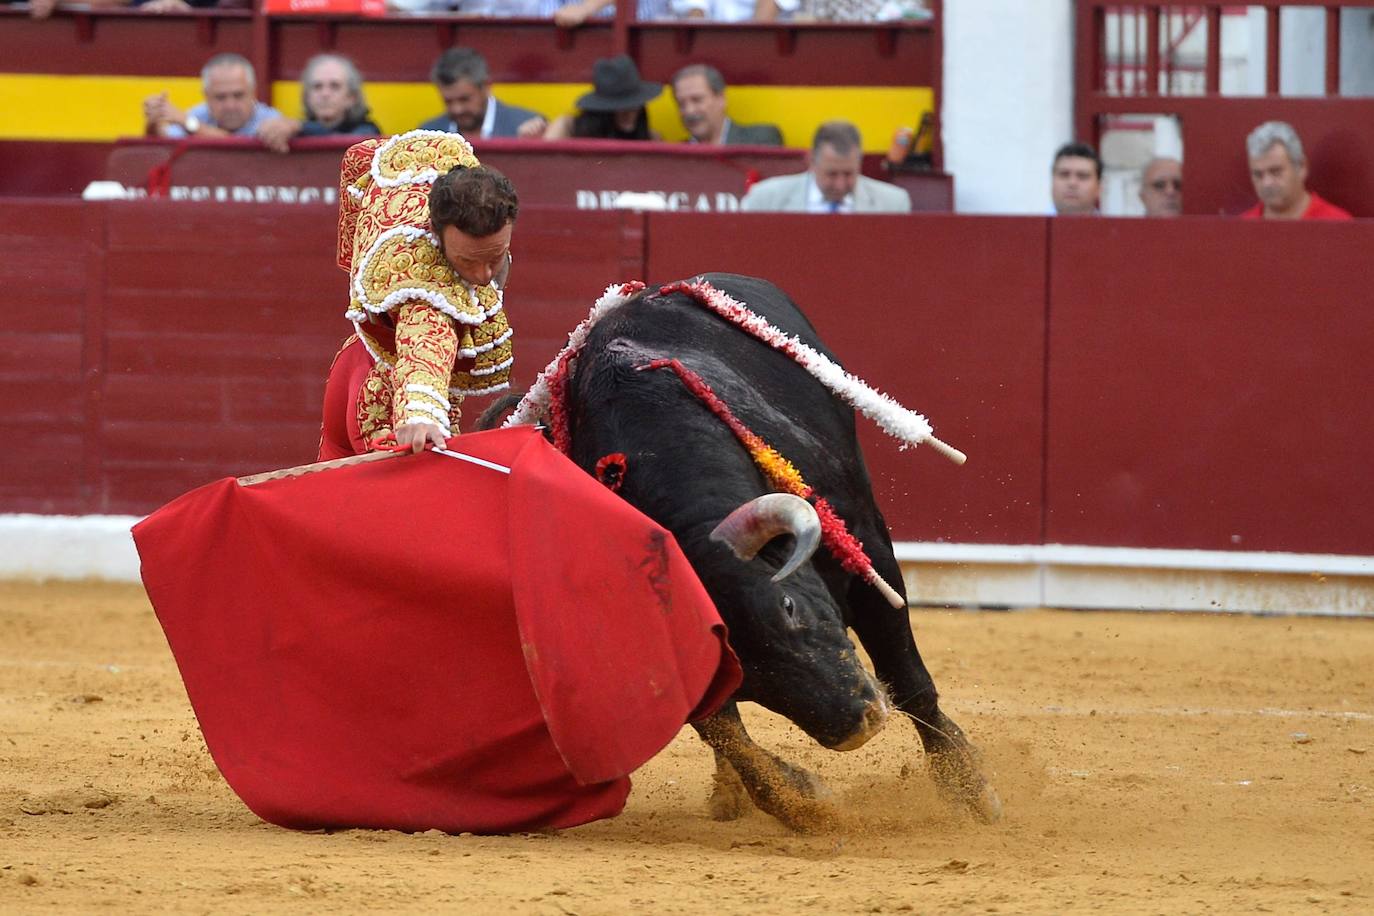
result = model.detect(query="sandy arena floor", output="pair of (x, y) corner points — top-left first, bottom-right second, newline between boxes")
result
(1, 579), (1371, 914)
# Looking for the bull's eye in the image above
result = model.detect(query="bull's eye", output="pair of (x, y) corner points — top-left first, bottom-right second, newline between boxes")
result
(781, 594), (795, 617)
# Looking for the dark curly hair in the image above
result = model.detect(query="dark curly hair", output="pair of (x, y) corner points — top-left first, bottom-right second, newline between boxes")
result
(428, 165), (519, 239)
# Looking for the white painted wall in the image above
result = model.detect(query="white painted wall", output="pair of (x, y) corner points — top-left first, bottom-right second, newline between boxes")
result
(943, 0), (1075, 214)
(1342, 7), (1374, 95)
(942, 4), (1373, 214)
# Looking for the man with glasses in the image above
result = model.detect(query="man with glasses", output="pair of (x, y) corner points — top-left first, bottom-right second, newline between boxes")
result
(1139, 156), (1182, 217)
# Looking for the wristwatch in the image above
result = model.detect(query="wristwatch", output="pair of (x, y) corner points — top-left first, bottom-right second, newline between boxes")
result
(184, 114), (201, 135)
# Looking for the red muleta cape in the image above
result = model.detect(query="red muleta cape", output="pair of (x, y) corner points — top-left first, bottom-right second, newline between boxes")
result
(133, 426), (740, 834)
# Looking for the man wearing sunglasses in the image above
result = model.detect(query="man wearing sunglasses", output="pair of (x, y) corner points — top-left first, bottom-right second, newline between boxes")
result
(1139, 157), (1182, 217)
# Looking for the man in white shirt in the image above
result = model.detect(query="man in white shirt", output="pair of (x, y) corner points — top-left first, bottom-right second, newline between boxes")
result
(740, 121), (911, 214)
(418, 48), (547, 139)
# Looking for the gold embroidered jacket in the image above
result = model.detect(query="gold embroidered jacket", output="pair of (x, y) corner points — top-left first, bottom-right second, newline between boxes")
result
(336, 131), (513, 444)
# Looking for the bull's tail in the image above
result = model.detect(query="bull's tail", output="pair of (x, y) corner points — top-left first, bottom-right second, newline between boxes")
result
(474, 391), (528, 431)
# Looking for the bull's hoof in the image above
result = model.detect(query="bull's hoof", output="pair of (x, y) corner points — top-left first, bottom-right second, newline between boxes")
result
(776, 759), (832, 802)
(928, 749), (1003, 824)
(707, 765), (751, 821)
(767, 795), (842, 834)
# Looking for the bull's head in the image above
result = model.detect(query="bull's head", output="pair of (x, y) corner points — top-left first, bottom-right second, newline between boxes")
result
(707, 493), (889, 751)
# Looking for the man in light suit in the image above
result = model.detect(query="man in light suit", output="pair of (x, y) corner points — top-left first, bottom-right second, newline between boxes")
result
(671, 64), (783, 146)
(419, 48), (547, 139)
(740, 121), (911, 213)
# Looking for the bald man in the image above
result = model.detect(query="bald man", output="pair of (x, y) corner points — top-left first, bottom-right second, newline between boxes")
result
(1139, 157), (1182, 217)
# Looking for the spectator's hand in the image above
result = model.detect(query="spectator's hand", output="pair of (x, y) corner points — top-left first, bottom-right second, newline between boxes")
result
(553, 0), (606, 27)
(29, 0), (59, 18)
(515, 116), (548, 139)
(140, 0), (194, 11)
(142, 92), (169, 127)
(142, 92), (186, 135)
(257, 116), (302, 155)
(395, 422), (447, 454)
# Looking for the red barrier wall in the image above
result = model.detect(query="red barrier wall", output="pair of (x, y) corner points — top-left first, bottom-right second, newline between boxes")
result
(1047, 216), (1374, 554)
(4, 199), (1372, 557)
(0, 201), (642, 515)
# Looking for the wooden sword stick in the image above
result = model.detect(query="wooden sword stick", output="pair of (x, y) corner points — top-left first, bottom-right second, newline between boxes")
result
(236, 449), (408, 487)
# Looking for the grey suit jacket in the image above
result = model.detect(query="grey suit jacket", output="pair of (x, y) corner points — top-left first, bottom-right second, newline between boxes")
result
(418, 97), (545, 138)
(724, 121), (783, 146)
(739, 171), (912, 213)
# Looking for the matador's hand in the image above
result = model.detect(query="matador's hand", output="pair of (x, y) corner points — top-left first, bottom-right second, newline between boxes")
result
(394, 422), (448, 454)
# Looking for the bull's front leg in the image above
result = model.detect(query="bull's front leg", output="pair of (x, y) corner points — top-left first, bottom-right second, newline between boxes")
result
(846, 558), (1003, 824)
(693, 702), (838, 832)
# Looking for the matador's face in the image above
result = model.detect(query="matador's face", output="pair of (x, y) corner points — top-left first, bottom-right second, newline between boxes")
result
(439, 222), (512, 288)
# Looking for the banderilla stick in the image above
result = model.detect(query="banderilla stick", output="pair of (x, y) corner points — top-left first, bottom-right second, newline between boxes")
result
(926, 435), (967, 466)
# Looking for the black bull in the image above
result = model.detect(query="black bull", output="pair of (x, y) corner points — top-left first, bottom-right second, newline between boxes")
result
(543, 273), (999, 830)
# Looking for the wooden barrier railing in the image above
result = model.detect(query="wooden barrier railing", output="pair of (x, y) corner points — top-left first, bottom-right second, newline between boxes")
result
(5, 198), (1373, 556)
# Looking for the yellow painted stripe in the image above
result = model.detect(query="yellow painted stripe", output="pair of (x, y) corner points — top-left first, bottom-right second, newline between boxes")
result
(1, 74), (932, 152)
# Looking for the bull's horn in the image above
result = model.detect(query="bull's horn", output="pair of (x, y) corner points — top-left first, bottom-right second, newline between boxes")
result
(709, 493), (822, 583)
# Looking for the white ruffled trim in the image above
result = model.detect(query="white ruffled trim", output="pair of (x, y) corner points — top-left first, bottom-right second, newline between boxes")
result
(369, 129), (474, 189)
(405, 400), (452, 425)
(505, 281), (645, 427)
(458, 380), (511, 397)
(346, 184), (365, 200)
(680, 281), (934, 449)
(457, 327), (513, 359)
(404, 383), (450, 408)
(468, 355), (514, 377)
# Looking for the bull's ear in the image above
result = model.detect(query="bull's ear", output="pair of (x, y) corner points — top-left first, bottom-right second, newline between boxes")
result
(709, 493), (821, 581)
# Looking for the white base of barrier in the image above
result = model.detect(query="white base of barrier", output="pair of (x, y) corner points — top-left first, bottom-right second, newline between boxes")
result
(3, 515), (1372, 617)
(897, 543), (1374, 617)
(0, 514), (143, 583)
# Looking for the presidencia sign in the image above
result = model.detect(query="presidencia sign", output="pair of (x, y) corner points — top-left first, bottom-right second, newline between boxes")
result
(103, 137), (809, 211)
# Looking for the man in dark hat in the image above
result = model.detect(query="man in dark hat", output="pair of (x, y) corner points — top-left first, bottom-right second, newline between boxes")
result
(544, 55), (663, 141)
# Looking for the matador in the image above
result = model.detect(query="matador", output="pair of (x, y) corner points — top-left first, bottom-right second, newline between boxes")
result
(318, 130), (517, 459)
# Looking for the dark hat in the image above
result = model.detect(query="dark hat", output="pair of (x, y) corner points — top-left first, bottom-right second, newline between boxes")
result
(576, 55), (663, 113)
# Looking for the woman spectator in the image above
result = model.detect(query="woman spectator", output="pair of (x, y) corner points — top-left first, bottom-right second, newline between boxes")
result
(256, 54), (382, 153)
(544, 55), (662, 141)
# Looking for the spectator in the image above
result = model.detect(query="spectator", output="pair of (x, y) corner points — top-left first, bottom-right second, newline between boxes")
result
(671, 0), (795, 21)
(805, 0), (931, 21)
(27, 0), (244, 18)
(543, 55), (663, 141)
(419, 48), (547, 139)
(142, 53), (283, 141)
(255, 54), (381, 154)
(740, 120), (911, 213)
(671, 64), (782, 146)
(1241, 121), (1352, 221)
(1050, 141), (1101, 216)
(1139, 156), (1182, 217)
